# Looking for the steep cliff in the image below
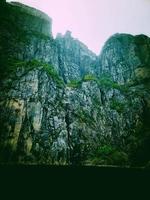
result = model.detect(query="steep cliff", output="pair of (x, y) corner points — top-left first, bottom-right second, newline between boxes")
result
(56, 31), (97, 82)
(0, 2), (98, 164)
(0, 2), (150, 166)
(0, 1), (59, 74)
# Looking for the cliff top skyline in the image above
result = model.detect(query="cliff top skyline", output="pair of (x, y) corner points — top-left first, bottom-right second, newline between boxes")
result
(6, 0), (150, 55)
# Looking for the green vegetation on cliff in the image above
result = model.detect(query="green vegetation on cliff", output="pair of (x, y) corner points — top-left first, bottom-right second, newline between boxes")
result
(110, 99), (126, 113)
(67, 73), (129, 94)
(0, 59), (64, 87)
(0, 2), (150, 168)
(87, 145), (129, 166)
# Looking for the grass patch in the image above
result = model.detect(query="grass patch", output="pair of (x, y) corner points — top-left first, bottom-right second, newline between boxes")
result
(67, 80), (82, 89)
(83, 74), (96, 81)
(0, 58), (64, 87)
(88, 145), (129, 166)
(74, 109), (96, 128)
(66, 73), (130, 94)
(110, 99), (126, 113)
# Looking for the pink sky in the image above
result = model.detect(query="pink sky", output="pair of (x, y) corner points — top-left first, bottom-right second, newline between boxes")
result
(6, 0), (150, 54)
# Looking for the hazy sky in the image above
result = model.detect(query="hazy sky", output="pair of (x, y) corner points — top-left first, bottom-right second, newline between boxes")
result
(6, 0), (150, 54)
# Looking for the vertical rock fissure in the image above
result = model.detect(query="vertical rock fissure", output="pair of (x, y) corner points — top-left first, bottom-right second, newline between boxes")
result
(64, 103), (72, 164)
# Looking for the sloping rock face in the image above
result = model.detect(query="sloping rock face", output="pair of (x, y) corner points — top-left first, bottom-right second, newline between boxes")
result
(99, 33), (150, 83)
(0, 2), (150, 166)
(56, 31), (97, 82)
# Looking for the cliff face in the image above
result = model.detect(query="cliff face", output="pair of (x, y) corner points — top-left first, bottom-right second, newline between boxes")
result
(56, 31), (97, 82)
(0, 2), (58, 72)
(0, 2), (150, 166)
(99, 33), (150, 83)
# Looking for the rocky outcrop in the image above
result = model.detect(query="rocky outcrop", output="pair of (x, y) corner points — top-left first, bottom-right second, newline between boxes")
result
(0, 2), (98, 164)
(99, 33), (150, 84)
(56, 31), (98, 82)
(0, 2), (150, 166)
(0, 1), (58, 72)
(9, 1), (52, 36)
(0, 65), (67, 164)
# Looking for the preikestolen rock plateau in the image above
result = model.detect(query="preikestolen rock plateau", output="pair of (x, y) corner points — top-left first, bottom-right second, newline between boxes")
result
(0, 1), (150, 166)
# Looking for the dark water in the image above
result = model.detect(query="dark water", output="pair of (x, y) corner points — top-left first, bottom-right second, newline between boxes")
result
(0, 165), (149, 198)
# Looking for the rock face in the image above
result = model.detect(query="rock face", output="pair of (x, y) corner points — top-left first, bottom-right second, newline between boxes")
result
(0, 2), (150, 166)
(0, 1), (58, 71)
(56, 31), (97, 82)
(99, 33), (150, 83)
(9, 2), (52, 36)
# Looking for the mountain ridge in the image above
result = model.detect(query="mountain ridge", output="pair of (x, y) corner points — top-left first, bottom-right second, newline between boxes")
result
(0, 2), (150, 167)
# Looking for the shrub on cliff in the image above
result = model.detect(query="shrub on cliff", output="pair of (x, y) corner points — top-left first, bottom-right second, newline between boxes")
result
(88, 145), (129, 166)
